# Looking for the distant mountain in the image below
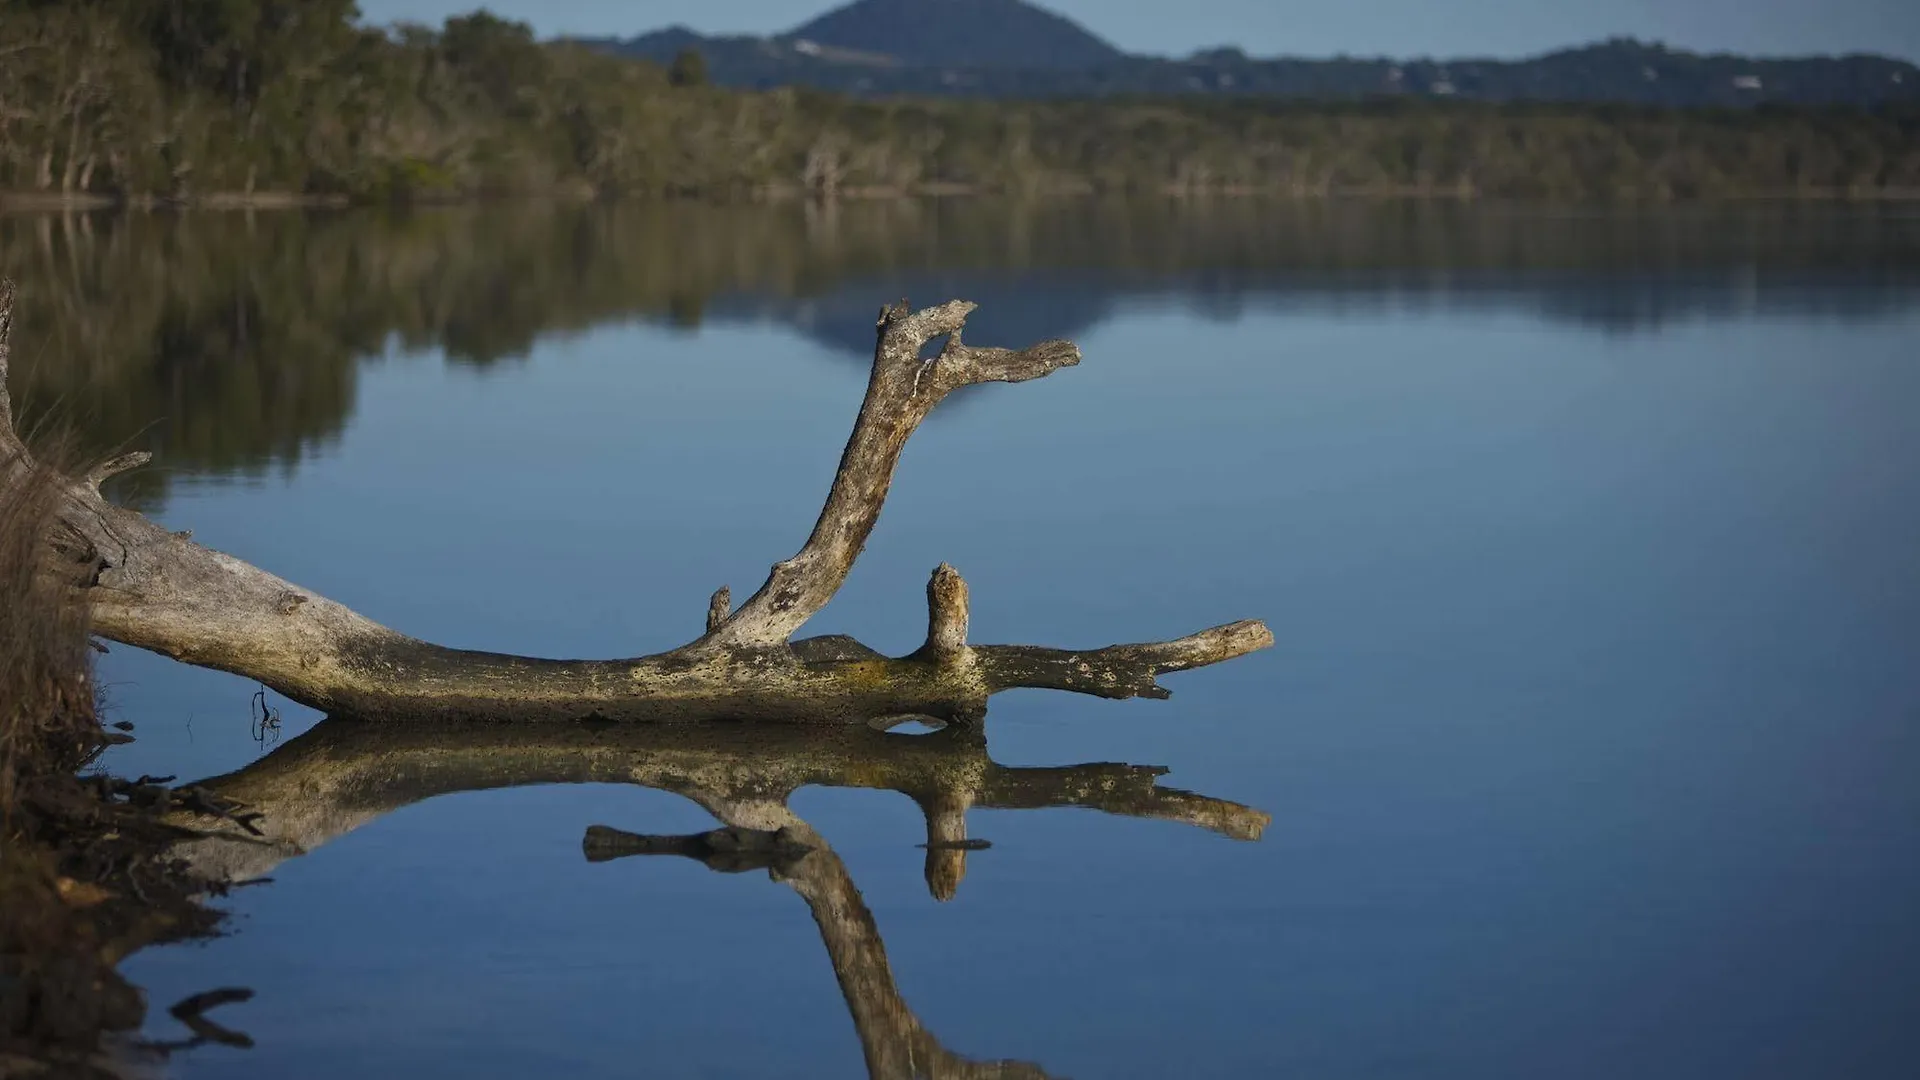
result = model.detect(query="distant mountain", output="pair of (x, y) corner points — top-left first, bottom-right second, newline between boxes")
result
(789, 0), (1122, 70)
(577, 0), (1920, 107)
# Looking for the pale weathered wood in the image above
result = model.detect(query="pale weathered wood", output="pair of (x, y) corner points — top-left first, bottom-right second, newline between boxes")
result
(1, 279), (1271, 724)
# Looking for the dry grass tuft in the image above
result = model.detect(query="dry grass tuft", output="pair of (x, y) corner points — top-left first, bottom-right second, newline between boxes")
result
(0, 445), (100, 818)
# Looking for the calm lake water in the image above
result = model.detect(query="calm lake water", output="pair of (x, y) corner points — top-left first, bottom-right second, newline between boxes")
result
(9, 200), (1919, 1078)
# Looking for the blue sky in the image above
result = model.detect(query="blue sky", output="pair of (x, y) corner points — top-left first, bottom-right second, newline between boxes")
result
(355, 0), (1919, 61)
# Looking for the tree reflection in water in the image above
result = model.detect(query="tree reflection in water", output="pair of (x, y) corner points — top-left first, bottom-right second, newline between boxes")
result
(8, 199), (1913, 511)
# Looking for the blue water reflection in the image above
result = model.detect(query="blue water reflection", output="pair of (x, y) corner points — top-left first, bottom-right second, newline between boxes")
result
(75, 205), (1920, 1079)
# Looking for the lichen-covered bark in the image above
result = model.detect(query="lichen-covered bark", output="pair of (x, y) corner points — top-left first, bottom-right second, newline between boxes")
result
(1, 279), (1270, 724)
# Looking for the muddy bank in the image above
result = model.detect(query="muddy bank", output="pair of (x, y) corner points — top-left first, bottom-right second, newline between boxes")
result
(1, 764), (237, 1078)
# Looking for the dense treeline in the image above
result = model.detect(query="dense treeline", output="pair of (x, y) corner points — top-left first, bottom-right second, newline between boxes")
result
(2, 2), (1918, 202)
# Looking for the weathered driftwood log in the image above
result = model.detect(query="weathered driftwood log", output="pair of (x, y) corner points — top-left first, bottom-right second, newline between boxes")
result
(0, 280), (1271, 723)
(164, 720), (1268, 1080)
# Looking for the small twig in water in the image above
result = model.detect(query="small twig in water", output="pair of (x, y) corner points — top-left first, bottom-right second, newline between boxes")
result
(249, 687), (280, 751)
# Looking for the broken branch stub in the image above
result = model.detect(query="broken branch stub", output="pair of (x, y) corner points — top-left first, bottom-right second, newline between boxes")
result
(923, 562), (970, 657)
(0, 279), (1270, 724)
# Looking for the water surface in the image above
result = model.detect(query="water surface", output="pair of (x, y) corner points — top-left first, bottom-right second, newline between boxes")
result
(9, 200), (1918, 1078)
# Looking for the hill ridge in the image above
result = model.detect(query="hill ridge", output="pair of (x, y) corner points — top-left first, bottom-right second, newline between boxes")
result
(788, 0), (1122, 70)
(581, 15), (1920, 108)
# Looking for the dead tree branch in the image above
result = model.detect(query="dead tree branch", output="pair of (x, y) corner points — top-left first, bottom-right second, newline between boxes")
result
(1, 280), (1270, 724)
(707, 300), (1079, 649)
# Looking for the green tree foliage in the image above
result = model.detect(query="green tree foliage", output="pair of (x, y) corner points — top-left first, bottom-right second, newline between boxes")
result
(0, 2), (1915, 202)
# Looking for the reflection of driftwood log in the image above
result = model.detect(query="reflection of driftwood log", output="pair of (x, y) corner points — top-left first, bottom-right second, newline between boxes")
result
(785, 841), (1054, 1080)
(1, 279), (1269, 724)
(164, 720), (1266, 1080)
(166, 720), (1269, 887)
(591, 821), (1054, 1080)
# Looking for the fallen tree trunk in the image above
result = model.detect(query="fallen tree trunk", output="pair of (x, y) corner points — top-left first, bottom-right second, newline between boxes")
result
(0, 280), (1270, 724)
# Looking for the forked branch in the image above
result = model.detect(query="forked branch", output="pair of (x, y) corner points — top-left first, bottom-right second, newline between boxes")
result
(708, 300), (1079, 649)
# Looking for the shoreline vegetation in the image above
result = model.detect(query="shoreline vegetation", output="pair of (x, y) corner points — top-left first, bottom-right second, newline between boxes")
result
(0, 441), (233, 1077)
(1, 6), (1917, 208)
(8, 183), (1920, 214)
